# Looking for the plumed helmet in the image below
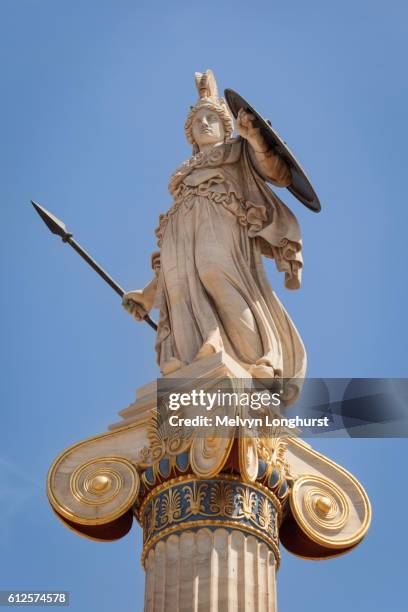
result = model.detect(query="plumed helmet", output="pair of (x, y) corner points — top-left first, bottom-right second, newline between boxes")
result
(184, 70), (234, 145)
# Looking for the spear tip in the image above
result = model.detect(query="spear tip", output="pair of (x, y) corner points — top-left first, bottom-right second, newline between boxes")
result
(31, 200), (70, 240)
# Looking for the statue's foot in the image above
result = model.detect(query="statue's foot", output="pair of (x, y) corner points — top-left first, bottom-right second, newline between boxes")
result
(161, 358), (186, 375)
(249, 363), (276, 379)
(193, 342), (217, 362)
(249, 361), (283, 387)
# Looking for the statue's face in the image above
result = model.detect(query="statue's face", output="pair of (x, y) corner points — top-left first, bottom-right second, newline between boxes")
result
(191, 107), (225, 148)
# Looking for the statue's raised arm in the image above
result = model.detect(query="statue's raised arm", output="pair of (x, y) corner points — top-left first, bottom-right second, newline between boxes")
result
(235, 108), (291, 187)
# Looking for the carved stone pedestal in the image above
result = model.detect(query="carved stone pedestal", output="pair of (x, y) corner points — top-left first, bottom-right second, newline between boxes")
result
(47, 353), (371, 611)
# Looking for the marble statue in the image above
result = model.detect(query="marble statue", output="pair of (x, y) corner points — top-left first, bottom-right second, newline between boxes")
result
(46, 70), (371, 612)
(123, 70), (306, 381)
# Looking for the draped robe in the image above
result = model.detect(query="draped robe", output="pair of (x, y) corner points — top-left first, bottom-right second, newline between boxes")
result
(153, 138), (306, 380)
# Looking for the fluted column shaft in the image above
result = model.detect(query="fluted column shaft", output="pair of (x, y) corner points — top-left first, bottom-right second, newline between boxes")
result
(144, 528), (277, 612)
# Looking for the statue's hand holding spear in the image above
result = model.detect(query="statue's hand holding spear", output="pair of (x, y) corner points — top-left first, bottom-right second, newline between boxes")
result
(122, 291), (148, 321)
(122, 278), (158, 324)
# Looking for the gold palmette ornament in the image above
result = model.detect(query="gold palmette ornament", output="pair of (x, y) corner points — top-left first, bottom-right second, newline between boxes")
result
(184, 70), (234, 148)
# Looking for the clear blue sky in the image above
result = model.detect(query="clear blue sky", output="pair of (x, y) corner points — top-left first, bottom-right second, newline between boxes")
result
(1, 1), (407, 610)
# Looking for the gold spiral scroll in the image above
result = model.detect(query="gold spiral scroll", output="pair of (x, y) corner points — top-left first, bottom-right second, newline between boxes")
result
(289, 474), (370, 550)
(48, 456), (140, 526)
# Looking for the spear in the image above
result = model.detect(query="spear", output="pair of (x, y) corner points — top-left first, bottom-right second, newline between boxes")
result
(31, 200), (158, 331)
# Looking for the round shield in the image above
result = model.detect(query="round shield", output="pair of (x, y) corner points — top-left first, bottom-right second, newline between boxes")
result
(224, 89), (321, 212)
